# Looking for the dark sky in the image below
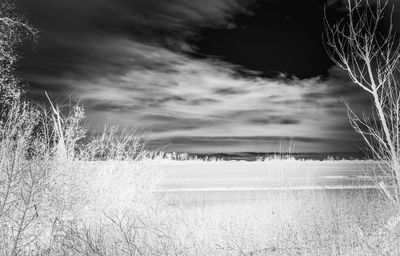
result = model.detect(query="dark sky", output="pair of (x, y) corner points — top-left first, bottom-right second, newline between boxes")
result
(16, 0), (387, 153)
(191, 0), (338, 78)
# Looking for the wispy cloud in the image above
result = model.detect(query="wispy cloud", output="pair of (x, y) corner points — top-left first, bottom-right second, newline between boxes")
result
(19, 0), (369, 152)
(26, 37), (367, 152)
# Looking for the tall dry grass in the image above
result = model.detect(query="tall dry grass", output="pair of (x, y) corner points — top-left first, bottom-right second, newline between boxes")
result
(0, 93), (160, 255)
(26, 188), (400, 256)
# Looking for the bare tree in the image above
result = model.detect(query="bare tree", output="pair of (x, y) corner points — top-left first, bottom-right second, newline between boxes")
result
(324, 0), (400, 203)
(0, 0), (36, 108)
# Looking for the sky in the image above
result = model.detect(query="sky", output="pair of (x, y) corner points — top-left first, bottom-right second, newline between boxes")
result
(16, 0), (390, 153)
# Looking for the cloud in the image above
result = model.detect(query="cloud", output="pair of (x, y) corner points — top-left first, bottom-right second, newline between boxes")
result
(25, 36), (367, 152)
(19, 0), (254, 79)
(18, 0), (370, 152)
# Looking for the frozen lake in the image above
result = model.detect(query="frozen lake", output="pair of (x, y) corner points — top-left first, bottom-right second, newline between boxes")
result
(154, 160), (387, 201)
